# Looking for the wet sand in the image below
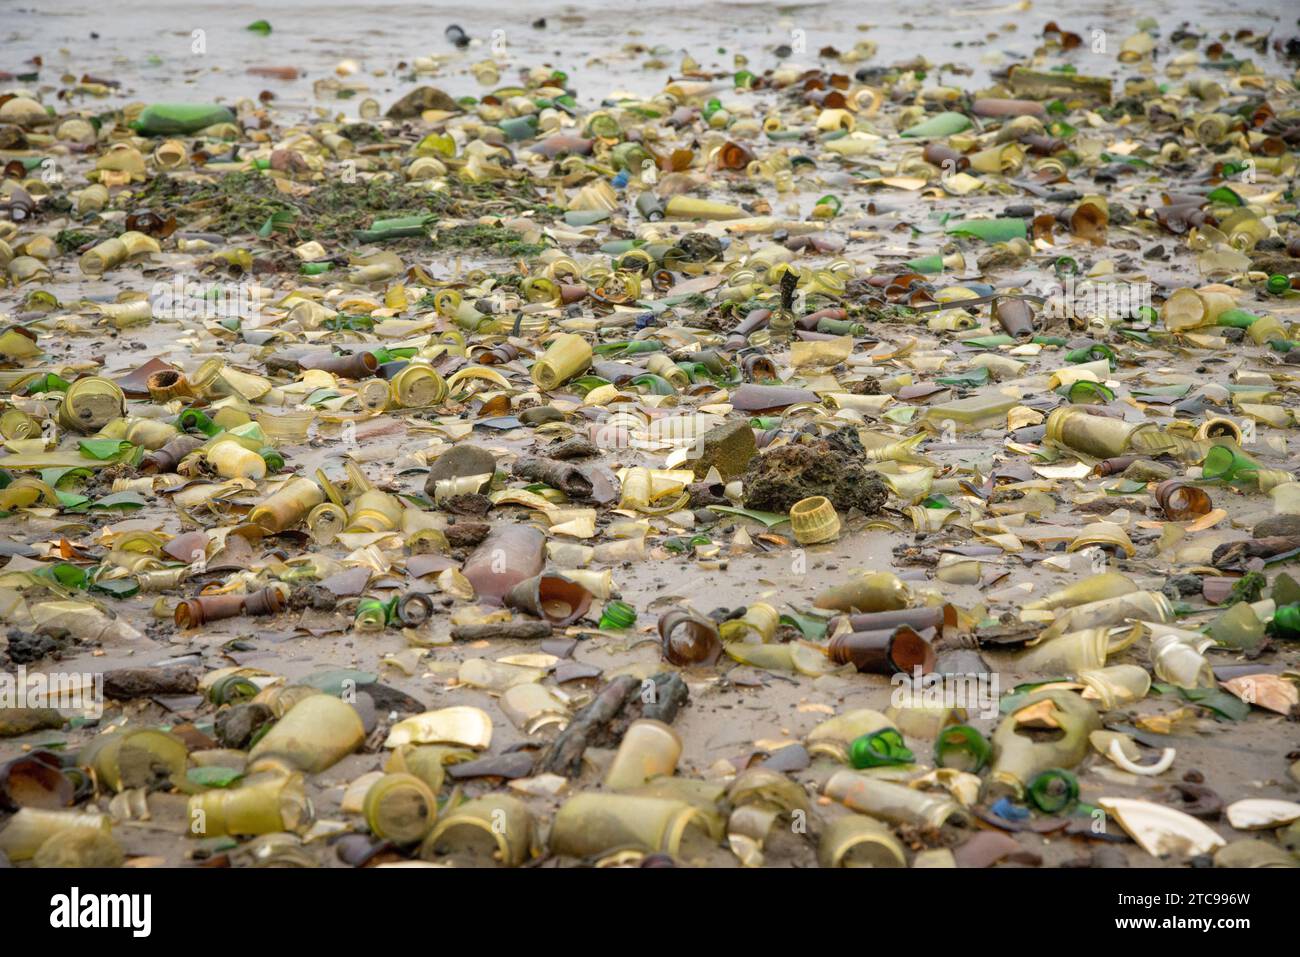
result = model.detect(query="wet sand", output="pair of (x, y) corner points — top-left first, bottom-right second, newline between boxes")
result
(2, 0), (1299, 869)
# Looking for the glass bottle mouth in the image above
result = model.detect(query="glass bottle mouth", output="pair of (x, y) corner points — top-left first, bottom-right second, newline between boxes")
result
(598, 599), (637, 629)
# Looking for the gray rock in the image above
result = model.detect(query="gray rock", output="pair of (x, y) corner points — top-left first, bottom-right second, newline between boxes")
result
(1253, 513), (1300, 538)
(424, 444), (497, 497)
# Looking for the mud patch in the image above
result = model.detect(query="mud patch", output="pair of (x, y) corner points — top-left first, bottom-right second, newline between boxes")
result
(3, 630), (69, 665)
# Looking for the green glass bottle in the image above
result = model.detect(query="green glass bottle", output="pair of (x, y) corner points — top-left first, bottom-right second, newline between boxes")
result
(905, 254), (943, 274)
(354, 598), (391, 632)
(1202, 445), (1256, 482)
(1216, 308), (1258, 328)
(177, 409), (219, 437)
(1271, 603), (1300, 640)
(934, 724), (992, 772)
(848, 728), (914, 769)
(1027, 768), (1079, 813)
(258, 447), (285, 473)
(1065, 343), (1117, 366)
(598, 600), (637, 630)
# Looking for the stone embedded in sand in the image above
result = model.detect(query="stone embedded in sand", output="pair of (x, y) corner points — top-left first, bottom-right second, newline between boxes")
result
(520, 405), (565, 427)
(269, 148), (310, 174)
(387, 86), (460, 119)
(424, 445), (497, 497)
(692, 421), (758, 480)
(102, 667), (200, 700)
(443, 493), (492, 517)
(1253, 514), (1300, 539)
(445, 521), (491, 549)
(742, 440), (888, 515)
(0, 708), (65, 738)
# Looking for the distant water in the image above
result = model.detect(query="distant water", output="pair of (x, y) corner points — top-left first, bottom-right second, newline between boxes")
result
(2, 0), (1296, 114)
